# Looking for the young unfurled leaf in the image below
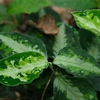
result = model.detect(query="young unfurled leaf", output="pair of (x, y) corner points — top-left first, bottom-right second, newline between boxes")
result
(0, 52), (49, 86)
(72, 9), (100, 36)
(0, 32), (47, 58)
(36, 15), (59, 35)
(53, 47), (100, 78)
(54, 75), (98, 100)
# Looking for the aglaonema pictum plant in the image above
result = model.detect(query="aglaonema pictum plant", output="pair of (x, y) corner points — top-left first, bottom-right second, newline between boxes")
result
(1, 0), (100, 100)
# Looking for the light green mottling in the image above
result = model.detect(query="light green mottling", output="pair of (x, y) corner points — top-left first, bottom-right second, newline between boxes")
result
(0, 35), (44, 56)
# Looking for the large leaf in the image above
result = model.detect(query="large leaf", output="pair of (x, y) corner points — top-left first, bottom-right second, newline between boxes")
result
(7, 0), (50, 14)
(53, 23), (80, 57)
(54, 75), (97, 100)
(49, 0), (97, 10)
(41, 23), (80, 58)
(79, 29), (100, 61)
(72, 9), (100, 36)
(0, 32), (47, 58)
(0, 52), (49, 86)
(53, 47), (100, 78)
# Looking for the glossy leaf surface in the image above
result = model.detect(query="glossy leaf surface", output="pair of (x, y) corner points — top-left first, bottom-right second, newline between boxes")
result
(72, 9), (100, 36)
(0, 52), (49, 86)
(53, 47), (100, 78)
(54, 75), (97, 100)
(7, 0), (50, 14)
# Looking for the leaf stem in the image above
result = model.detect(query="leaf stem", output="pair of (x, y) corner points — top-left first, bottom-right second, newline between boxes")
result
(49, 62), (55, 73)
(41, 72), (54, 100)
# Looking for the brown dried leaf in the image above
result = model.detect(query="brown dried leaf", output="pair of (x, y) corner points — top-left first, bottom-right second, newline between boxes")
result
(36, 15), (59, 35)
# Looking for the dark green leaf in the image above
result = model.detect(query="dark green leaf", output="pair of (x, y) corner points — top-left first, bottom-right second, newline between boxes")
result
(79, 29), (100, 61)
(0, 32), (47, 58)
(72, 9), (100, 36)
(90, 76), (100, 91)
(49, 0), (97, 10)
(0, 52), (49, 86)
(41, 23), (80, 58)
(53, 23), (80, 57)
(54, 75), (97, 100)
(7, 0), (50, 14)
(53, 47), (100, 78)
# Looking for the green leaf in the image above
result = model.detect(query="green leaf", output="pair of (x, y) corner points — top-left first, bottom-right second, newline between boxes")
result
(72, 9), (100, 36)
(87, 36), (100, 61)
(79, 29), (100, 61)
(7, 0), (50, 14)
(49, 0), (97, 10)
(53, 47), (100, 78)
(0, 32), (47, 58)
(0, 52), (49, 86)
(54, 75), (97, 100)
(90, 76), (100, 91)
(41, 23), (80, 58)
(53, 23), (80, 57)
(0, 4), (7, 21)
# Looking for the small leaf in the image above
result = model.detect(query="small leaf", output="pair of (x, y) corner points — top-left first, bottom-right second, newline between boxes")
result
(7, 0), (50, 14)
(0, 32), (47, 58)
(49, 0), (97, 10)
(0, 52), (49, 86)
(53, 47), (100, 78)
(54, 75), (97, 100)
(72, 9), (100, 36)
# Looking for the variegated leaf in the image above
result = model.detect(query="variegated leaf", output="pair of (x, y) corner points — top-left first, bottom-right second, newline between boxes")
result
(87, 36), (100, 61)
(53, 47), (100, 78)
(53, 23), (80, 57)
(0, 52), (49, 86)
(79, 29), (100, 61)
(72, 9), (100, 36)
(54, 75), (98, 100)
(0, 32), (47, 58)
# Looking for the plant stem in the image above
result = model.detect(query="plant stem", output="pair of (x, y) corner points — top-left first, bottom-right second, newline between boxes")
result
(41, 72), (54, 100)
